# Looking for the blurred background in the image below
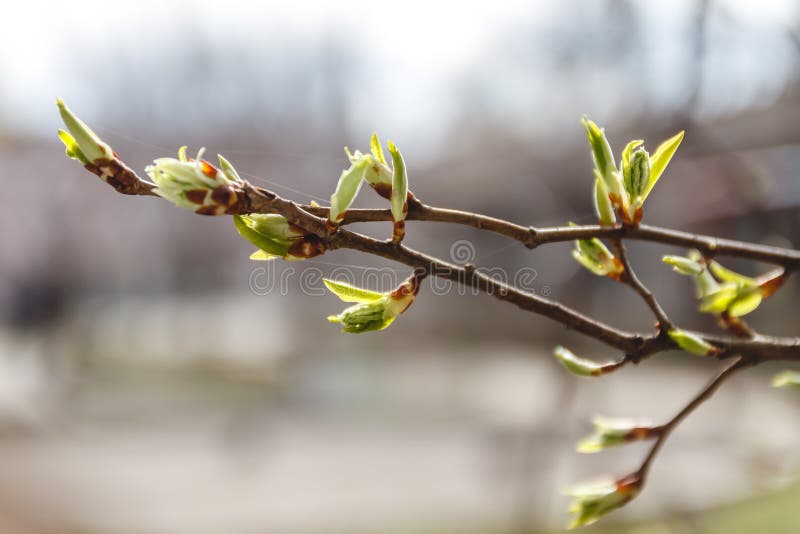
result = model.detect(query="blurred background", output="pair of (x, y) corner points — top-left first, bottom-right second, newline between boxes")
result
(1, 0), (800, 532)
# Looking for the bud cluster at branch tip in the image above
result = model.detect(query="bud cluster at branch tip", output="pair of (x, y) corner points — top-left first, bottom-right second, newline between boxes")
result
(233, 213), (326, 261)
(56, 99), (142, 193)
(145, 147), (244, 216)
(325, 270), (425, 333)
(663, 251), (785, 318)
(328, 134), (411, 241)
(577, 417), (659, 453)
(565, 474), (641, 529)
(570, 224), (624, 279)
(582, 116), (684, 225)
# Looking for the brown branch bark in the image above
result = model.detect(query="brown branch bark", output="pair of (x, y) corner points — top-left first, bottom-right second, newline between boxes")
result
(93, 170), (800, 364)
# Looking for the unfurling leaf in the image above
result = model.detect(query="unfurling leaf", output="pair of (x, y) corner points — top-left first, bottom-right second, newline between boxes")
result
(571, 230), (624, 279)
(146, 148), (243, 215)
(576, 417), (657, 453)
(326, 272), (421, 333)
(234, 214), (324, 261)
(593, 175), (616, 226)
(323, 279), (385, 303)
(664, 251), (767, 318)
(581, 116), (619, 200)
(645, 130), (685, 198)
(56, 98), (114, 163)
(328, 156), (368, 223)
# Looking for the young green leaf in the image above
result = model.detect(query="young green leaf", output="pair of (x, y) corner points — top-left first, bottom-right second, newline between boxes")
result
(329, 157), (368, 223)
(323, 279), (385, 303)
(233, 215), (292, 258)
(576, 417), (656, 453)
(662, 255), (704, 275)
(370, 132), (387, 165)
(642, 130), (684, 199)
(581, 116), (617, 193)
(388, 140), (408, 225)
(593, 175), (616, 226)
(56, 98), (114, 163)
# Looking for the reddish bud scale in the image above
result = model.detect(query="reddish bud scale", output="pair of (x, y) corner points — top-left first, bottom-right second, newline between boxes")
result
(758, 270), (790, 298)
(185, 189), (208, 205)
(210, 186), (236, 207)
(717, 312), (753, 338)
(371, 182), (392, 199)
(84, 158), (142, 195)
(200, 160), (218, 179)
(606, 258), (625, 281)
(390, 270), (425, 299)
(625, 426), (656, 441)
(615, 474), (642, 495)
(195, 205), (223, 216)
(287, 235), (326, 259)
(392, 220), (406, 243)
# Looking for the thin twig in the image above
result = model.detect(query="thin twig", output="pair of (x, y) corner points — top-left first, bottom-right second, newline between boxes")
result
(611, 238), (674, 332)
(637, 357), (750, 484)
(304, 202), (800, 268)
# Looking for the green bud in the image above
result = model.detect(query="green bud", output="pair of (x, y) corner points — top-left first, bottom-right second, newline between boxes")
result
(668, 329), (718, 356)
(615, 130), (684, 224)
(328, 134), (396, 224)
(665, 252), (764, 318)
(571, 228), (623, 279)
(623, 147), (650, 200)
(56, 98), (114, 163)
(576, 417), (656, 453)
(553, 346), (610, 377)
(146, 148), (242, 215)
(327, 300), (393, 333)
(235, 214), (325, 261)
(325, 274), (420, 333)
(771, 371), (800, 388)
(565, 474), (641, 529)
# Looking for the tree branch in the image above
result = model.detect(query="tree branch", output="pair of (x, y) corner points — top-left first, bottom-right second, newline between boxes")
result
(70, 149), (800, 526)
(92, 171), (800, 364)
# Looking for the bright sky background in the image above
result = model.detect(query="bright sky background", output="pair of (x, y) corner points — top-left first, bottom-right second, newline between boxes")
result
(2, 0), (799, 156)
